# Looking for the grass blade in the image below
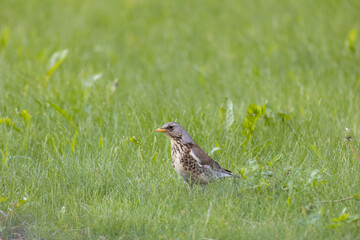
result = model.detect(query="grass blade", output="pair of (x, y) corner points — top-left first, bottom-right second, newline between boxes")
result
(47, 101), (75, 128)
(44, 49), (68, 86)
(226, 98), (234, 130)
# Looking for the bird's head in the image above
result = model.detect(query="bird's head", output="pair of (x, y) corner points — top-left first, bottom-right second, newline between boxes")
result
(156, 122), (193, 143)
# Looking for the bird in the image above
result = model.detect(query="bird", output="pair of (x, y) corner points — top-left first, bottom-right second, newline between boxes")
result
(156, 122), (240, 185)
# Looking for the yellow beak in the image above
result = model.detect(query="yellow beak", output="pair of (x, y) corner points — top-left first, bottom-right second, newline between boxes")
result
(156, 128), (166, 132)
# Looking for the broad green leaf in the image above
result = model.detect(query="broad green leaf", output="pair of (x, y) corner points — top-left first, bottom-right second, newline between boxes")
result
(325, 223), (343, 230)
(19, 109), (32, 125)
(18, 197), (29, 205)
(0, 197), (6, 202)
(226, 98), (234, 130)
(242, 104), (266, 138)
(0, 118), (20, 132)
(352, 194), (360, 200)
(130, 136), (140, 145)
(263, 105), (293, 125)
(277, 112), (291, 122)
(346, 28), (357, 52)
(332, 213), (349, 222)
(237, 169), (246, 179)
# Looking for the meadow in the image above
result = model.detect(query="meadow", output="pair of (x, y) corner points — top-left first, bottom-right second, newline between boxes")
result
(0, 0), (360, 239)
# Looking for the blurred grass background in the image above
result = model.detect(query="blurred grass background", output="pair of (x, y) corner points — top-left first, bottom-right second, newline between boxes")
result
(0, 0), (360, 239)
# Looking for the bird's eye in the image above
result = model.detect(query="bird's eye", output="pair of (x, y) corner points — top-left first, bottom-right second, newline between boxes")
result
(168, 126), (173, 130)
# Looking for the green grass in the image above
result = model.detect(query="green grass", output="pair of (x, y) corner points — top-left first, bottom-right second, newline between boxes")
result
(1, 0), (360, 239)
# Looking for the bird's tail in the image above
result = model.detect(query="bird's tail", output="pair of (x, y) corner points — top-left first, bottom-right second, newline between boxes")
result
(223, 168), (242, 179)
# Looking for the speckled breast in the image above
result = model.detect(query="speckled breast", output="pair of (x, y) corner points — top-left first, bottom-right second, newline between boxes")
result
(170, 140), (209, 184)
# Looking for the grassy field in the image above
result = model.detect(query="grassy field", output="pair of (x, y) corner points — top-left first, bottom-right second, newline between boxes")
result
(1, 0), (360, 239)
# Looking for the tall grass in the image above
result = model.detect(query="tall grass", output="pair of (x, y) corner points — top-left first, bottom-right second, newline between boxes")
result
(1, 0), (360, 239)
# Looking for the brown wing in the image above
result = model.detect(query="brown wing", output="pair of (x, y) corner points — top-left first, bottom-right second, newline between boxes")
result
(190, 143), (232, 174)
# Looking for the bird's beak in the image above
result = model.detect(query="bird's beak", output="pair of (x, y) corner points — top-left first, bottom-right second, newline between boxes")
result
(156, 128), (166, 132)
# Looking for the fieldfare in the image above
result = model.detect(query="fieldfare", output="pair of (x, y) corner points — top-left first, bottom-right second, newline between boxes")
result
(156, 122), (240, 185)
